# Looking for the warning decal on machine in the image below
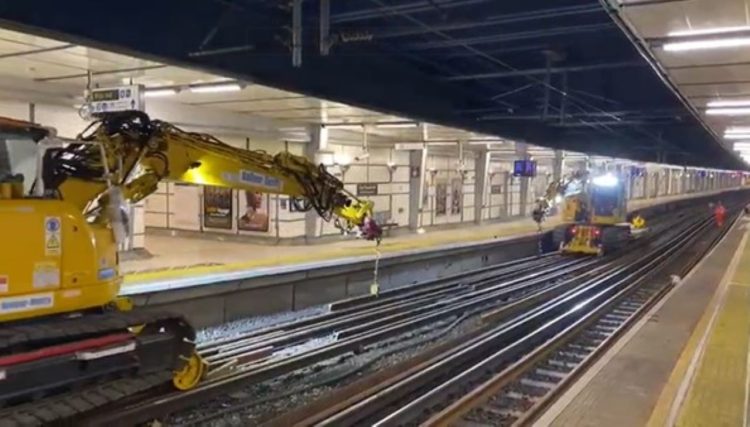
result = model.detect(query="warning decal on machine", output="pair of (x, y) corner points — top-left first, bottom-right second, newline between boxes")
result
(33, 262), (60, 289)
(44, 217), (62, 256)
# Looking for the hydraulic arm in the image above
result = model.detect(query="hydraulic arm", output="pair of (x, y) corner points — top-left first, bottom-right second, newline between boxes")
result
(532, 170), (588, 226)
(43, 111), (382, 241)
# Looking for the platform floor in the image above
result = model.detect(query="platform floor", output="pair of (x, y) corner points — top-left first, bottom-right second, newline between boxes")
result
(535, 215), (750, 427)
(121, 216), (554, 287)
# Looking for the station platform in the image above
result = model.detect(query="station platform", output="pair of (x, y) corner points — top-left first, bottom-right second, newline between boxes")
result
(121, 191), (731, 292)
(121, 215), (554, 287)
(535, 213), (750, 427)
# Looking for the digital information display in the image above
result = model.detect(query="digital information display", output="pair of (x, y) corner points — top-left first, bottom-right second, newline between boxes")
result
(513, 160), (537, 177)
(88, 85), (144, 114)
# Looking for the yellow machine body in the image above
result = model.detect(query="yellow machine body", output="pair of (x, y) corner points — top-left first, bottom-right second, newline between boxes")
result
(0, 112), (379, 325)
(0, 111), (381, 407)
(535, 171), (634, 256)
(0, 199), (120, 322)
(561, 225), (603, 256)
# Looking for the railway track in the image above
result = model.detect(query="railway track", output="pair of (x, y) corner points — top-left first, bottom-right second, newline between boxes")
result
(429, 213), (731, 427)
(0, 204), (706, 426)
(81, 255), (605, 426)
(266, 206), (739, 427)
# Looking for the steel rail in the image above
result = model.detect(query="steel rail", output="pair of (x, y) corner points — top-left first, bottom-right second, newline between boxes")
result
(302, 212), (720, 426)
(426, 213), (732, 426)
(81, 257), (600, 425)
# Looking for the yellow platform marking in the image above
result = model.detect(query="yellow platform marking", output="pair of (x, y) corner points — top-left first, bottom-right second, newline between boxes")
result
(647, 228), (750, 427)
(123, 220), (556, 285)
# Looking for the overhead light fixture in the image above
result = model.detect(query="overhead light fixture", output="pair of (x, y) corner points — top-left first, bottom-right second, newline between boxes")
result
(734, 142), (750, 150)
(709, 99), (750, 108)
(725, 126), (750, 134)
(664, 37), (750, 52)
(725, 133), (750, 140)
(376, 122), (418, 129)
(426, 142), (457, 147)
(668, 26), (750, 37)
(189, 82), (242, 93)
(706, 107), (750, 116)
(144, 88), (178, 97)
(468, 140), (504, 145)
(353, 152), (370, 161)
(325, 124), (363, 130)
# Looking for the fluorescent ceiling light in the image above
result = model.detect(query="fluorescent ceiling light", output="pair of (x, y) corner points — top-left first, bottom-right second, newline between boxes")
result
(709, 99), (750, 108)
(734, 142), (750, 150)
(468, 140), (504, 145)
(426, 142), (457, 146)
(724, 133), (750, 139)
(376, 122), (417, 129)
(725, 126), (750, 134)
(669, 26), (750, 37)
(706, 107), (750, 116)
(323, 123), (363, 130)
(664, 37), (750, 52)
(144, 88), (178, 97)
(190, 82), (242, 93)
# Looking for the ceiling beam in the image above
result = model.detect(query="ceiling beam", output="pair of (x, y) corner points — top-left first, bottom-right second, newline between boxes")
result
(443, 61), (645, 81)
(405, 23), (616, 50)
(0, 43), (74, 59)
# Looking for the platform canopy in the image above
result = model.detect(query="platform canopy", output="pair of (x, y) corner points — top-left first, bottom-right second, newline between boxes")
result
(0, 0), (744, 169)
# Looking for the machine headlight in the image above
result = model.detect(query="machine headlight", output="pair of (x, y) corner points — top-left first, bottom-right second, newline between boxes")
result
(592, 173), (619, 187)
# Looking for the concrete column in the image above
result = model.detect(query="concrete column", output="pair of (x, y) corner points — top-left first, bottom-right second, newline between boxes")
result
(474, 149), (490, 224)
(553, 150), (564, 182)
(652, 170), (659, 198)
(516, 143), (529, 216)
(408, 148), (428, 230)
(666, 169), (672, 195)
(304, 125), (328, 241)
(502, 171), (510, 218)
(627, 167), (635, 200)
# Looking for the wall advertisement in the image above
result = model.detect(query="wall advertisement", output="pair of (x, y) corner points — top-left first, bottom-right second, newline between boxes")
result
(451, 178), (462, 215)
(238, 191), (270, 232)
(435, 182), (447, 216)
(203, 186), (232, 229)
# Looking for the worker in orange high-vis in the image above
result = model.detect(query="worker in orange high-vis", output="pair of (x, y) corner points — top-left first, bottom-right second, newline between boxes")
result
(714, 201), (726, 227)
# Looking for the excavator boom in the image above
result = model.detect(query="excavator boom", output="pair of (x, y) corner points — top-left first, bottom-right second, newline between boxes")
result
(43, 111), (381, 241)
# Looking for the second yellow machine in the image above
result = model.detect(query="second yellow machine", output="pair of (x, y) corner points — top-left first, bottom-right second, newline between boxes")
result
(0, 111), (381, 421)
(533, 170), (644, 255)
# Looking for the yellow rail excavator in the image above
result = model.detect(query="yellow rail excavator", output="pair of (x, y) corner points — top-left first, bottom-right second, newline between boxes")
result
(532, 169), (645, 256)
(0, 111), (381, 416)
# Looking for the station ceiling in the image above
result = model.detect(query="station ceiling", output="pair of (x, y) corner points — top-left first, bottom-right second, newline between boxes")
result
(0, 0), (745, 169)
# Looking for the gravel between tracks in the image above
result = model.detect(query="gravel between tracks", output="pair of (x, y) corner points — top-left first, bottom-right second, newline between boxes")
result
(196, 305), (330, 343)
(167, 315), (482, 426)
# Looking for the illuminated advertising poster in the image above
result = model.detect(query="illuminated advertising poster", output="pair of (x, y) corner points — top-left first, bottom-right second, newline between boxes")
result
(203, 186), (233, 229)
(435, 182), (447, 216)
(451, 178), (462, 214)
(238, 191), (270, 232)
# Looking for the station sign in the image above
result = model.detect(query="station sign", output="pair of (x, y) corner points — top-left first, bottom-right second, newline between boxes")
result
(87, 85), (145, 115)
(395, 143), (425, 151)
(356, 183), (379, 196)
